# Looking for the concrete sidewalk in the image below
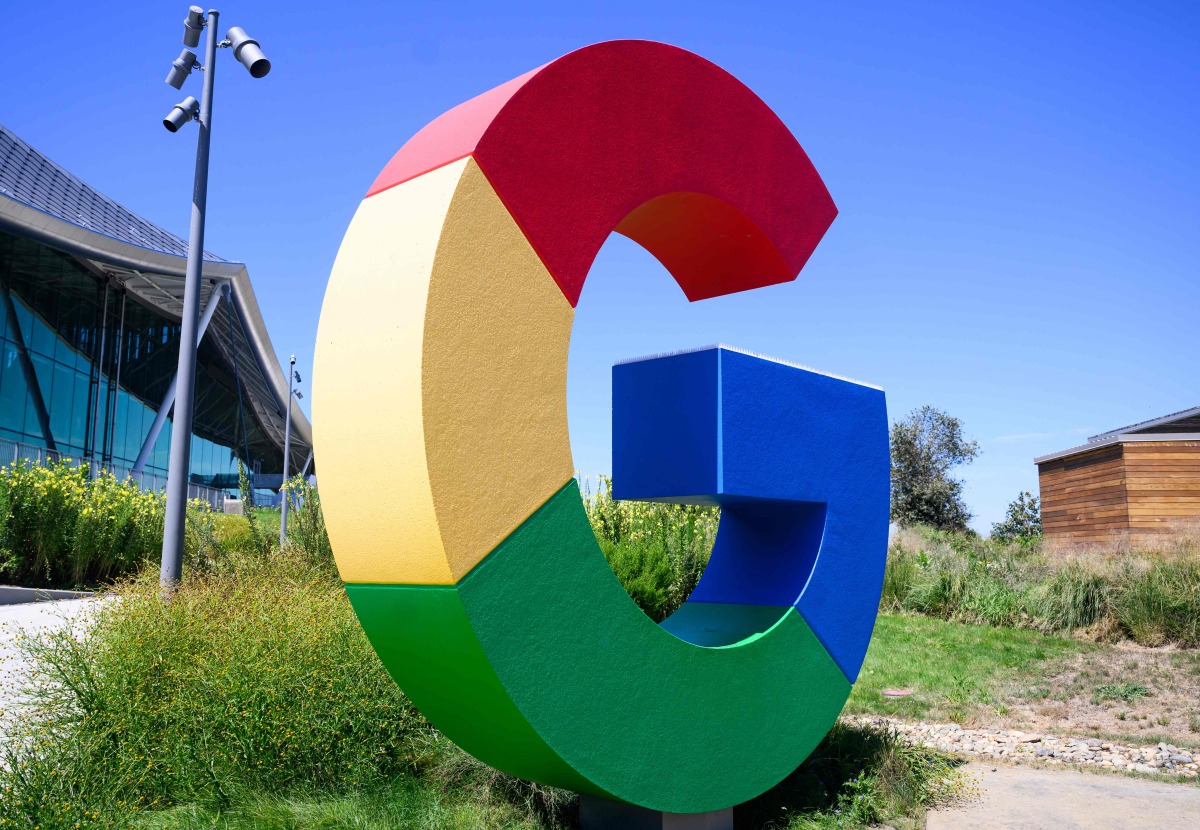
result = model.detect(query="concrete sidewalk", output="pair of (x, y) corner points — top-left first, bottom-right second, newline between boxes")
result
(0, 597), (99, 724)
(928, 762), (1200, 829)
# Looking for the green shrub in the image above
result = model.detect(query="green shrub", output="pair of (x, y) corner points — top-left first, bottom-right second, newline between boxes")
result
(282, 475), (334, 570)
(0, 551), (422, 827)
(738, 721), (966, 829)
(0, 461), (165, 588)
(885, 525), (1200, 646)
(0, 476), (971, 829)
(581, 474), (716, 620)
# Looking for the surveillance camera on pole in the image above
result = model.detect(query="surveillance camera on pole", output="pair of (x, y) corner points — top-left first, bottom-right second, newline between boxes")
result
(226, 27), (271, 78)
(182, 6), (205, 47)
(165, 49), (198, 89)
(157, 5), (272, 587)
(163, 96), (199, 132)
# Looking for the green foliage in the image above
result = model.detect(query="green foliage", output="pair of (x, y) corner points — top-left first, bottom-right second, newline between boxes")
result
(884, 525), (1200, 646)
(281, 475), (334, 570)
(581, 474), (717, 621)
(889, 406), (979, 532)
(0, 470), (968, 829)
(1092, 683), (1150, 705)
(237, 459), (272, 557)
(0, 551), (423, 827)
(0, 460), (165, 588)
(739, 721), (966, 830)
(991, 491), (1041, 543)
(845, 613), (1090, 723)
(136, 778), (550, 830)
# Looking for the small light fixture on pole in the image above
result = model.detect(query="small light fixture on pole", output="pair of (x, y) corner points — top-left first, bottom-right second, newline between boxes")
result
(158, 6), (270, 587)
(279, 357), (302, 547)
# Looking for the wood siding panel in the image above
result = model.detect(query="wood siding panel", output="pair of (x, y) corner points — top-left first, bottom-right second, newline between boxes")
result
(1123, 442), (1200, 527)
(1038, 445), (1126, 540)
(1038, 440), (1200, 542)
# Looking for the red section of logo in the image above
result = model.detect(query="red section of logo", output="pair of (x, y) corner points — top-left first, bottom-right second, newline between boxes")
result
(367, 40), (837, 307)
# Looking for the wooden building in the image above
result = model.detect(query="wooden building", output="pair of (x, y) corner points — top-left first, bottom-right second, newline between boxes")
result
(1036, 406), (1200, 543)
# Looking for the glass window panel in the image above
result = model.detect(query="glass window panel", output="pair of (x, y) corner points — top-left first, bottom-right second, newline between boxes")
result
(10, 299), (33, 350)
(50, 362), (74, 447)
(30, 312), (56, 359)
(0, 341), (28, 436)
(25, 352), (54, 446)
(111, 392), (130, 465)
(123, 395), (142, 467)
(153, 419), (170, 473)
(70, 372), (90, 450)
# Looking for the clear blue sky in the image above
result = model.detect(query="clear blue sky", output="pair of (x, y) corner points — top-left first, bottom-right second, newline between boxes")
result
(3, 1), (1197, 532)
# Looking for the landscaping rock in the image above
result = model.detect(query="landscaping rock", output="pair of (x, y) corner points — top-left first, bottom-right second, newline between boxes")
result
(852, 716), (1200, 779)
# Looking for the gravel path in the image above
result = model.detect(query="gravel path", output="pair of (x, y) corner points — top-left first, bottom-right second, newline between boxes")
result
(926, 762), (1200, 829)
(854, 715), (1200, 779)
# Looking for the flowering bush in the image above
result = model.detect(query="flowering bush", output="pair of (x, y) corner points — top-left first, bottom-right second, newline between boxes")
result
(0, 461), (165, 588)
(581, 474), (718, 621)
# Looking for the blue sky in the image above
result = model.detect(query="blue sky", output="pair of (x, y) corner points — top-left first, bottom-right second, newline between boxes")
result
(3, 1), (1197, 532)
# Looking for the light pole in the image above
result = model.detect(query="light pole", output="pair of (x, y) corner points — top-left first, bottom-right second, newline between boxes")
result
(159, 6), (270, 586)
(279, 357), (302, 547)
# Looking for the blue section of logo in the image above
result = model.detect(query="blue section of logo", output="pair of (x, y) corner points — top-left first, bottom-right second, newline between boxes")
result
(612, 346), (890, 681)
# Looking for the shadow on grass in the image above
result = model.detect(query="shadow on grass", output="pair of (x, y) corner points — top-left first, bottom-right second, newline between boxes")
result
(734, 720), (965, 830)
(129, 721), (965, 830)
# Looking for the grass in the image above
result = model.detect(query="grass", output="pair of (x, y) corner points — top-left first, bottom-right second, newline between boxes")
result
(847, 613), (1094, 723)
(884, 524), (1200, 647)
(1092, 683), (1151, 705)
(0, 527), (967, 830)
(849, 613), (1200, 751)
(135, 779), (551, 830)
(17, 472), (1200, 827)
(118, 723), (967, 830)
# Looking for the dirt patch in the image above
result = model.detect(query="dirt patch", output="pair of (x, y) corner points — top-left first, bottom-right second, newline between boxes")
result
(994, 642), (1200, 748)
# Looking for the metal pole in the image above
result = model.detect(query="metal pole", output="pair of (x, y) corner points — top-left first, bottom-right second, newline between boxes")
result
(105, 289), (127, 466)
(132, 283), (226, 475)
(279, 354), (294, 547)
(89, 281), (109, 464)
(160, 8), (219, 587)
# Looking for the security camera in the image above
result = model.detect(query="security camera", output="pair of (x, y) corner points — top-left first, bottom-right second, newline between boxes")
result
(165, 49), (198, 89)
(226, 27), (271, 78)
(183, 6), (205, 48)
(163, 96), (200, 133)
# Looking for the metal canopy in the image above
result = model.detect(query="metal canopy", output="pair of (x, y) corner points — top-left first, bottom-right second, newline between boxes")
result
(0, 123), (311, 473)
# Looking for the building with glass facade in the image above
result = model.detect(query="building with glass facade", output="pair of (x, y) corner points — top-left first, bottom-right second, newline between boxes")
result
(0, 124), (311, 496)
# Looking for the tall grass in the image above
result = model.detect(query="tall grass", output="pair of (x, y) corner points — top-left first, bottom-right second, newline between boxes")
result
(0, 461), (337, 590)
(0, 472), (967, 829)
(884, 525), (1200, 646)
(0, 461), (165, 588)
(580, 475), (717, 621)
(0, 550), (424, 828)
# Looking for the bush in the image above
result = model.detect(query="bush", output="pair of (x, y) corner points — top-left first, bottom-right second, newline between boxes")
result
(581, 475), (717, 621)
(0, 470), (971, 829)
(738, 720), (967, 829)
(885, 524), (1200, 646)
(0, 551), (423, 828)
(0, 461), (165, 588)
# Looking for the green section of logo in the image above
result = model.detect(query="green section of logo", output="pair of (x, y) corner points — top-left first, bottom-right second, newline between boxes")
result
(346, 481), (851, 813)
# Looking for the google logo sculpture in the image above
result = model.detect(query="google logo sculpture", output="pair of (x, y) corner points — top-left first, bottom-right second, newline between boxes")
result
(313, 41), (889, 816)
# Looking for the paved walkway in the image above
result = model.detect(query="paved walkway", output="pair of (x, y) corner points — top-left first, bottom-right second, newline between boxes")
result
(0, 597), (98, 724)
(927, 763), (1200, 829)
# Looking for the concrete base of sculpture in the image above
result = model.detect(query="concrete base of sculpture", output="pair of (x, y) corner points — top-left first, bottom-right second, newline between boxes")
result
(579, 795), (733, 830)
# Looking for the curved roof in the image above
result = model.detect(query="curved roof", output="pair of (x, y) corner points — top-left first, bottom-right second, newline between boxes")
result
(0, 124), (312, 472)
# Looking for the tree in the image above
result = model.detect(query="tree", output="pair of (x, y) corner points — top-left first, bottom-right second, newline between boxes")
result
(991, 491), (1042, 543)
(890, 406), (979, 531)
